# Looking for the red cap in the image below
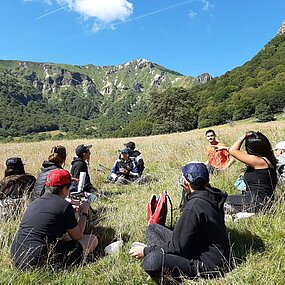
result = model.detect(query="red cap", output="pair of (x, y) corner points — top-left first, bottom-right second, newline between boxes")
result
(46, 169), (76, 187)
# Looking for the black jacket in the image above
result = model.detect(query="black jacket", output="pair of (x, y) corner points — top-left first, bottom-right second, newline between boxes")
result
(70, 157), (93, 192)
(0, 174), (35, 200)
(31, 161), (63, 201)
(129, 150), (145, 175)
(144, 186), (230, 271)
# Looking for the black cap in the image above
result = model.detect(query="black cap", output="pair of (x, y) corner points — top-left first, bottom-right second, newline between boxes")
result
(124, 141), (136, 150)
(75, 144), (92, 156)
(6, 157), (24, 169)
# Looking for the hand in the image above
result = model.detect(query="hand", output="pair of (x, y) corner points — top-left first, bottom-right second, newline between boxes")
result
(119, 168), (128, 174)
(245, 131), (254, 137)
(129, 246), (145, 260)
(214, 146), (227, 151)
(79, 200), (90, 214)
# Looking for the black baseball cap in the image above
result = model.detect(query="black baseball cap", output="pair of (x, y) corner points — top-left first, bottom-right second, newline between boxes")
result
(6, 157), (25, 169)
(124, 141), (136, 150)
(75, 144), (92, 156)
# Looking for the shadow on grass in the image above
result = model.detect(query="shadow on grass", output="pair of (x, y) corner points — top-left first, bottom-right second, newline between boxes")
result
(91, 225), (130, 257)
(228, 228), (265, 267)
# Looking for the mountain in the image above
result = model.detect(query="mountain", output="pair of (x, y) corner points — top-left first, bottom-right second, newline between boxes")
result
(0, 58), (197, 97)
(1, 21), (285, 141)
(0, 58), (205, 139)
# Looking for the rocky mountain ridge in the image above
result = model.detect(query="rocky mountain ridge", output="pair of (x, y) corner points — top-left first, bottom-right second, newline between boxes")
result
(277, 20), (285, 36)
(0, 59), (211, 100)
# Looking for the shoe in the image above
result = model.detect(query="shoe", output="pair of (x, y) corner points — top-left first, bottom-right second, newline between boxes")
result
(234, 212), (255, 221)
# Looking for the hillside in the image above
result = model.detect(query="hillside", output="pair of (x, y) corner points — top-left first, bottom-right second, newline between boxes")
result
(0, 59), (198, 139)
(145, 33), (285, 135)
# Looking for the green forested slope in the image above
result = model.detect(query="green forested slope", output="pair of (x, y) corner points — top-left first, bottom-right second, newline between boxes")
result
(145, 34), (285, 135)
(0, 34), (285, 141)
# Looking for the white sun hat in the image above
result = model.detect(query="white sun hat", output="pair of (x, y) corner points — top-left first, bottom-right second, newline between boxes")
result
(273, 141), (285, 150)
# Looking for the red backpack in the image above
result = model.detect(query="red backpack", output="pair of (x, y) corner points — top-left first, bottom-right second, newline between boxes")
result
(146, 191), (173, 228)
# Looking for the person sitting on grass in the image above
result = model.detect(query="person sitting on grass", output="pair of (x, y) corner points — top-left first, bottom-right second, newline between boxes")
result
(11, 169), (98, 270)
(205, 129), (235, 173)
(70, 144), (101, 200)
(123, 141), (145, 176)
(129, 161), (230, 282)
(220, 131), (278, 213)
(31, 145), (67, 201)
(109, 148), (140, 185)
(0, 157), (35, 217)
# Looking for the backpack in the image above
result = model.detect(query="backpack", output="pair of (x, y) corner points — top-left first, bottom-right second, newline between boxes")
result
(146, 191), (173, 228)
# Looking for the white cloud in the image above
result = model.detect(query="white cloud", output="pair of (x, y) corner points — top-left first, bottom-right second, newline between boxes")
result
(200, 0), (214, 11)
(57, 0), (133, 22)
(188, 9), (197, 18)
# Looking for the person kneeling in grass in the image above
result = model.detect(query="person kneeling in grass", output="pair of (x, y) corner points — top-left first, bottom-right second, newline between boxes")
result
(129, 162), (230, 282)
(11, 169), (98, 270)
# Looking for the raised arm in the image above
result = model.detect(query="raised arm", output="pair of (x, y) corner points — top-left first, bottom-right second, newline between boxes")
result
(228, 133), (267, 169)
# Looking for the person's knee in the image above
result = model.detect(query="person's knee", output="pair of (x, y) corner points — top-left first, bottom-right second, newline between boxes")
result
(89, 235), (98, 251)
(79, 234), (98, 253)
(142, 251), (163, 276)
(146, 223), (159, 234)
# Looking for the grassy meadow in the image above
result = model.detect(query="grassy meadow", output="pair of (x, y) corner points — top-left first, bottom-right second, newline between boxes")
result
(0, 119), (285, 284)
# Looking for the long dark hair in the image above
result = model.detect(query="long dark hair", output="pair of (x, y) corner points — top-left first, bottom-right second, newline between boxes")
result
(245, 131), (277, 168)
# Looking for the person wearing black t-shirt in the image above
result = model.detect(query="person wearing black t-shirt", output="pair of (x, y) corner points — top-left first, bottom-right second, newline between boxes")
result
(11, 169), (98, 270)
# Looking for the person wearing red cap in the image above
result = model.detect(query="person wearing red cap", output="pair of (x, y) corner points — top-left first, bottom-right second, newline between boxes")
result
(11, 169), (98, 270)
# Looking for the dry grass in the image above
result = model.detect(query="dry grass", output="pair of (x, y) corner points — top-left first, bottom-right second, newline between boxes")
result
(0, 119), (285, 284)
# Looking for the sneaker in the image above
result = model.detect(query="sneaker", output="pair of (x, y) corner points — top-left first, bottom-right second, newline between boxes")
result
(234, 212), (255, 221)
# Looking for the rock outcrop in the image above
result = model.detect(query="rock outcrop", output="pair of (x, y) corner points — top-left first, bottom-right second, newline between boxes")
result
(196, 73), (213, 84)
(277, 20), (285, 36)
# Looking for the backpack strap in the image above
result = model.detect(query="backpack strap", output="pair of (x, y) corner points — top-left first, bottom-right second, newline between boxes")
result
(147, 191), (173, 228)
(165, 191), (173, 229)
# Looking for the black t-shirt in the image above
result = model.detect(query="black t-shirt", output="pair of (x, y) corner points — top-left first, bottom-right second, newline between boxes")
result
(244, 167), (277, 202)
(11, 192), (78, 266)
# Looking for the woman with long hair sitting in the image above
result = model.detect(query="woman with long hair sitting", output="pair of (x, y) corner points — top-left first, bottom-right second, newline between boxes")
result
(223, 131), (277, 213)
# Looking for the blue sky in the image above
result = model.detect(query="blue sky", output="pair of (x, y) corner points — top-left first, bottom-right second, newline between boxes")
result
(0, 0), (284, 77)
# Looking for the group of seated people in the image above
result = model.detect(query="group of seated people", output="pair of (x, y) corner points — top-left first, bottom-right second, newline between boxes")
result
(0, 132), (284, 282)
(205, 129), (285, 213)
(108, 141), (145, 184)
(129, 131), (285, 282)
